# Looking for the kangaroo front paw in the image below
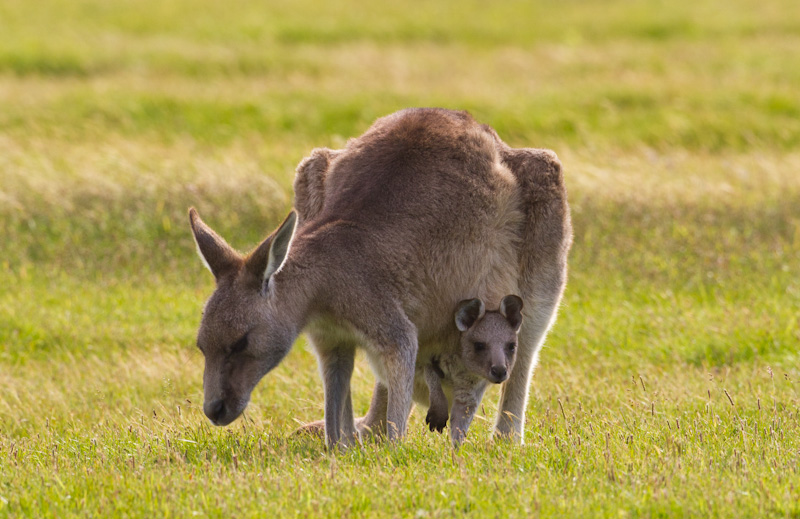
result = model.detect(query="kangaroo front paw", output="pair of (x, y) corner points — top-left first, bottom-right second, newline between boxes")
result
(425, 408), (448, 433)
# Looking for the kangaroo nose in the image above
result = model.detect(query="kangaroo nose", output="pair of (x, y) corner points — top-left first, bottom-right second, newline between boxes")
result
(204, 399), (226, 424)
(490, 366), (508, 382)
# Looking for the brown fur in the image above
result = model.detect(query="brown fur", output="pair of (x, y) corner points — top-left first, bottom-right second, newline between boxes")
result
(425, 295), (523, 447)
(190, 108), (572, 447)
(293, 148), (341, 224)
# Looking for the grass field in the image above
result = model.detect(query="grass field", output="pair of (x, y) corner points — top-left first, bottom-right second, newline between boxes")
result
(1, 0), (799, 516)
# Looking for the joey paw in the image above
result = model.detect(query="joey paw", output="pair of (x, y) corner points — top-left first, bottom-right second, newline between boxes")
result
(425, 408), (448, 433)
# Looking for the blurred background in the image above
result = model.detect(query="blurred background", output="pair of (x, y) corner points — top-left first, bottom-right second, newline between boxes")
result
(2, 0), (797, 362)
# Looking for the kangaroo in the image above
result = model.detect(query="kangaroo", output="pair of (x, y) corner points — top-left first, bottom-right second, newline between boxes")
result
(424, 295), (523, 447)
(190, 108), (572, 448)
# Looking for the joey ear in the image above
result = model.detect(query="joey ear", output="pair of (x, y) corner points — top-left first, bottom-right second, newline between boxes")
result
(500, 295), (524, 332)
(455, 298), (485, 332)
(189, 208), (241, 281)
(247, 211), (297, 293)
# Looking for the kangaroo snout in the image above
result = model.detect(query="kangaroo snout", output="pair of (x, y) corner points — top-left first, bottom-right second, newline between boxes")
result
(204, 399), (225, 424)
(489, 365), (508, 383)
(204, 399), (230, 426)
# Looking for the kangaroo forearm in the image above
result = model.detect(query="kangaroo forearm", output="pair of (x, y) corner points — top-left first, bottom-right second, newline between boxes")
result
(449, 399), (479, 447)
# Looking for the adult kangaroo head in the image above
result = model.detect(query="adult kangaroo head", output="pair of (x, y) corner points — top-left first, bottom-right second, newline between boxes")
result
(189, 208), (299, 426)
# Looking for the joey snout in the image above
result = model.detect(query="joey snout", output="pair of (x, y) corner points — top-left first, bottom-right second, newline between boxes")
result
(489, 364), (508, 383)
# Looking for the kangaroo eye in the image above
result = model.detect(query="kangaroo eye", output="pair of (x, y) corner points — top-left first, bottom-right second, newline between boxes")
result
(507, 342), (516, 352)
(229, 334), (249, 355)
(473, 342), (487, 352)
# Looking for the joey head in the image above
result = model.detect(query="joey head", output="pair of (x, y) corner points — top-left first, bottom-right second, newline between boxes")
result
(425, 295), (523, 446)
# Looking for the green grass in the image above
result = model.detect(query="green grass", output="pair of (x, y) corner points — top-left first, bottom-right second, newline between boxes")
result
(1, 0), (800, 517)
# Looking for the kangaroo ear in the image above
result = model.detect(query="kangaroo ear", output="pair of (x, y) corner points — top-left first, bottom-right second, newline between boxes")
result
(455, 298), (485, 332)
(500, 295), (524, 332)
(294, 147), (338, 222)
(247, 211), (297, 294)
(189, 208), (241, 281)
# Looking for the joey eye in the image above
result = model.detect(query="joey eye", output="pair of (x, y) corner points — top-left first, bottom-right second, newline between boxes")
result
(229, 334), (249, 355)
(473, 342), (487, 352)
(507, 342), (517, 352)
